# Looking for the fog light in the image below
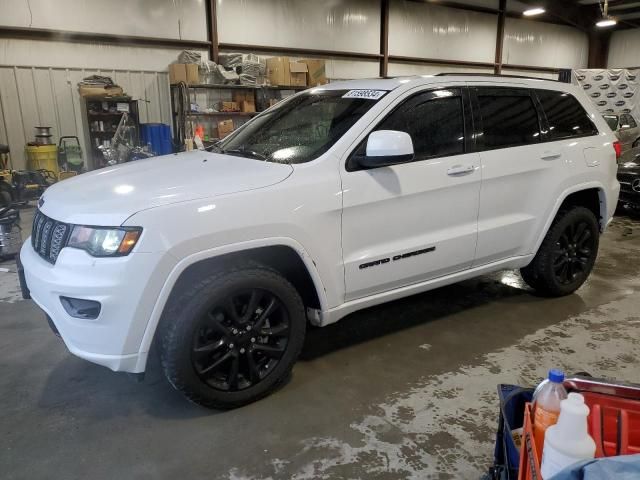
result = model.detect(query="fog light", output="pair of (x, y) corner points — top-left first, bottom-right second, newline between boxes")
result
(60, 296), (101, 319)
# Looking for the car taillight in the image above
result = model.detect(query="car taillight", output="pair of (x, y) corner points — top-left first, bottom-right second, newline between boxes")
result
(613, 140), (622, 160)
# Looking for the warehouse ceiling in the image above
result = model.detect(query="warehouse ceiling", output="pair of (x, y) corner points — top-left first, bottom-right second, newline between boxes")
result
(576, 0), (640, 28)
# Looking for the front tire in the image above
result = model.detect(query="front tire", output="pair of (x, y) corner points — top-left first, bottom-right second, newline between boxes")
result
(160, 264), (306, 409)
(521, 207), (599, 296)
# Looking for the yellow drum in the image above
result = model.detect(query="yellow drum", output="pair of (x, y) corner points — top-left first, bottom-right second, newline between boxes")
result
(25, 145), (59, 175)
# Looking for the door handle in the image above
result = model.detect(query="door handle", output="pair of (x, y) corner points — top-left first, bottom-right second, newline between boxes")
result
(541, 152), (562, 161)
(447, 164), (475, 176)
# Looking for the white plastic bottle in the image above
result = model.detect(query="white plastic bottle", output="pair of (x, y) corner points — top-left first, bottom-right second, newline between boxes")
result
(540, 393), (596, 479)
(533, 369), (568, 455)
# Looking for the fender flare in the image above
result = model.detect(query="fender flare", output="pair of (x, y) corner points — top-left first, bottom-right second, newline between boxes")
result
(133, 237), (329, 372)
(531, 181), (608, 255)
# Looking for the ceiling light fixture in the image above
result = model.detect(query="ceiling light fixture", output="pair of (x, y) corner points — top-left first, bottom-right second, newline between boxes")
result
(523, 7), (545, 16)
(596, 0), (617, 28)
(596, 18), (617, 27)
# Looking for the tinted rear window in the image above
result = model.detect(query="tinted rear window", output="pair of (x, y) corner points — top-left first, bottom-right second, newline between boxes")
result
(603, 115), (618, 131)
(621, 114), (638, 129)
(536, 90), (598, 139)
(477, 91), (541, 149)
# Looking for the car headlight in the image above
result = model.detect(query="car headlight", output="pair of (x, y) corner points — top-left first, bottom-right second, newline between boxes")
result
(67, 226), (142, 257)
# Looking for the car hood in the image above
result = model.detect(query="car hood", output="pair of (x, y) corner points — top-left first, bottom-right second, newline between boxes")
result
(39, 150), (293, 225)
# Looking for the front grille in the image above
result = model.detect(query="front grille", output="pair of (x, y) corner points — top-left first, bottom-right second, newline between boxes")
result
(618, 172), (639, 195)
(31, 209), (71, 264)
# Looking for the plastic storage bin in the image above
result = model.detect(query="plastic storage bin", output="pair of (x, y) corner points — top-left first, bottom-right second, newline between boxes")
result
(140, 123), (172, 156)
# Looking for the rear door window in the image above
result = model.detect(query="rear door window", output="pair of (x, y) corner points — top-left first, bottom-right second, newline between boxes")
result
(535, 89), (598, 139)
(475, 88), (541, 150)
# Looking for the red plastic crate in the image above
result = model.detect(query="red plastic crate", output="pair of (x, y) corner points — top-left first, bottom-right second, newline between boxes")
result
(518, 378), (640, 479)
(583, 392), (640, 457)
(518, 403), (541, 480)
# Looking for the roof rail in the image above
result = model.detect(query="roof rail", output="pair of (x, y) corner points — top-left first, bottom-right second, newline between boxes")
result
(435, 73), (560, 82)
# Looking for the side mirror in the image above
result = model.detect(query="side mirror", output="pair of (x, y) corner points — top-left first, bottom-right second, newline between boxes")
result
(356, 130), (414, 169)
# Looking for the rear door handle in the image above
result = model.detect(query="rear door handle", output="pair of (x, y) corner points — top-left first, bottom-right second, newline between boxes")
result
(447, 164), (475, 176)
(541, 152), (561, 161)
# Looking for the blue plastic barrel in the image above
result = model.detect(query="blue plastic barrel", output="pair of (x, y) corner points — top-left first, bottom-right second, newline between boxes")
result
(140, 123), (172, 156)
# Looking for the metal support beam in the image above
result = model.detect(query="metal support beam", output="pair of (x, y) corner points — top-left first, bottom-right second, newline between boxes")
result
(587, 30), (611, 69)
(0, 26), (211, 50)
(501, 63), (561, 74)
(389, 55), (495, 70)
(494, 0), (507, 75)
(207, 0), (219, 63)
(380, 0), (390, 77)
(218, 43), (382, 61)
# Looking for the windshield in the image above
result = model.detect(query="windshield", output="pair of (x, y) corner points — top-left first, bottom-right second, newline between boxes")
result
(603, 115), (618, 131)
(216, 89), (385, 164)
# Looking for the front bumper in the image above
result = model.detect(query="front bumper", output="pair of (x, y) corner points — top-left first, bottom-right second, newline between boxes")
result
(20, 240), (165, 372)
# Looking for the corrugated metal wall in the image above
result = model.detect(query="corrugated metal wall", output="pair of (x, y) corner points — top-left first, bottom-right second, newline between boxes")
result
(0, 0), (207, 41)
(608, 29), (640, 68)
(0, 66), (171, 169)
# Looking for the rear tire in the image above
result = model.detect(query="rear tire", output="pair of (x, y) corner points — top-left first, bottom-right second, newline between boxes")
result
(521, 207), (599, 296)
(160, 263), (306, 409)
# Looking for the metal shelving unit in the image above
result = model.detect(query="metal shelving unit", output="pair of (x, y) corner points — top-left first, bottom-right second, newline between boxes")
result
(83, 96), (139, 169)
(169, 84), (306, 145)
(184, 112), (259, 117)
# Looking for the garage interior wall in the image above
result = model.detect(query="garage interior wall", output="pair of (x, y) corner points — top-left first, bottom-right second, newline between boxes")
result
(608, 29), (640, 68)
(217, 0), (589, 78)
(1, 0), (593, 169)
(0, 0), (208, 168)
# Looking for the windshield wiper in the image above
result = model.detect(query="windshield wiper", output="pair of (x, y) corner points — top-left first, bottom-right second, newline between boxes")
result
(205, 142), (223, 153)
(223, 148), (268, 161)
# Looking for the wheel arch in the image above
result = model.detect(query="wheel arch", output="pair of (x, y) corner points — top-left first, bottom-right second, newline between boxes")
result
(165, 245), (324, 312)
(558, 187), (605, 228)
(532, 183), (608, 256)
(134, 238), (328, 371)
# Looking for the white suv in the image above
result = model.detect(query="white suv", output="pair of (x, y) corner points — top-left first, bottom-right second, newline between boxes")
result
(19, 75), (620, 408)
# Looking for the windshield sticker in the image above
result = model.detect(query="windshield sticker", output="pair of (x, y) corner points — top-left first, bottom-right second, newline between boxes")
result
(342, 90), (386, 100)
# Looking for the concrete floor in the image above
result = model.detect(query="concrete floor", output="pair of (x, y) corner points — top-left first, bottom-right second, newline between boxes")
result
(2, 207), (640, 480)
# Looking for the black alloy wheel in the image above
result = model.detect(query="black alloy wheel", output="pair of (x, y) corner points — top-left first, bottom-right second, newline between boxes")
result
(520, 206), (599, 297)
(160, 264), (306, 409)
(191, 289), (290, 392)
(552, 220), (595, 285)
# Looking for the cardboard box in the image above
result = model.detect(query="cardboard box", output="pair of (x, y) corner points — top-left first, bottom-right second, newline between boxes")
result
(221, 101), (240, 112)
(217, 119), (234, 139)
(266, 57), (291, 86)
(289, 62), (308, 87)
(185, 64), (199, 84)
(169, 63), (199, 84)
(79, 85), (124, 97)
(241, 100), (256, 113)
(169, 64), (186, 84)
(302, 59), (327, 86)
(232, 91), (254, 103)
